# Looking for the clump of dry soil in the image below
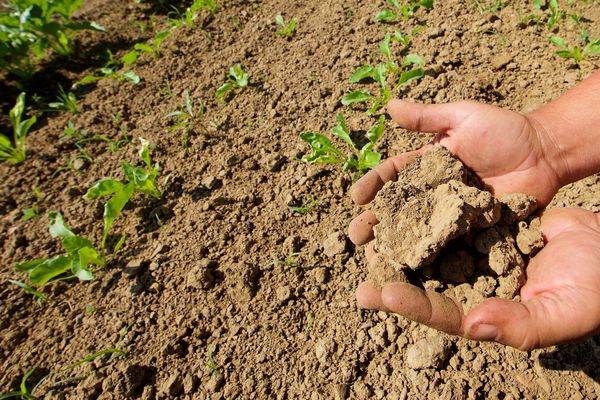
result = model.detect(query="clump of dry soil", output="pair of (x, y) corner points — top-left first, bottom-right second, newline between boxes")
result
(370, 145), (544, 308)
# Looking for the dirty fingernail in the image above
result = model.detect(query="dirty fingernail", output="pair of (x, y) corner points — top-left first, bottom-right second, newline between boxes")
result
(468, 323), (498, 341)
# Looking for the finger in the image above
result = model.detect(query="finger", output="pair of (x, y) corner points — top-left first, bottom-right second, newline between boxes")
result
(388, 99), (467, 134)
(381, 282), (464, 335)
(463, 293), (587, 351)
(351, 148), (426, 205)
(538, 208), (600, 241)
(356, 281), (389, 311)
(348, 210), (378, 245)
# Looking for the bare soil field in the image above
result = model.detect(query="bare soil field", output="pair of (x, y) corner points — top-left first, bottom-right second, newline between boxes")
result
(1, 0), (600, 399)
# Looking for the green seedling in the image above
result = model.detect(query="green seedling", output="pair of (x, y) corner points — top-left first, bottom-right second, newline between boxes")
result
(374, 0), (433, 22)
(473, 0), (505, 14)
(300, 113), (385, 177)
(0, 0), (104, 80)
(288, 195), (319, 215)
(74, 50), (140, 87)
(272, 252), (301, 267)
(550, 30), (600, 64)
(169, 0), (218, 28)
(9, 279), (48, 303)
(275, 14), (297, 38)
(63, 121), (111, 145)
(530, 0), (566, 29)
(84, 138), (161, 251)
(215, 63), (250, 100)
(0, 367), (35, 399)
(206, 345), (219, 374)
(134, 30), (171, 59)
(166, 90), (207, 151)
(342, 32), (424, 115)
(14, 212), (105, 286)
(0, 93), (37, 164)
(49, 85), (78, 113)
(21, 185), (43, 220)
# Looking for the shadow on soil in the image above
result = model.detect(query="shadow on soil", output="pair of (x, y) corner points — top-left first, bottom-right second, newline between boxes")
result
(538, 335), (600, 384)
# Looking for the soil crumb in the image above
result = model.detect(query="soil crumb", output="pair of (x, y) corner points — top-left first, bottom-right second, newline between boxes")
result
(370, 145), (543, 302)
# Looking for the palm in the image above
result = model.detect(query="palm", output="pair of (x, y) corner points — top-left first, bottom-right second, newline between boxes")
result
(464, 209), (600, 349)
(435, 101), (560, 206)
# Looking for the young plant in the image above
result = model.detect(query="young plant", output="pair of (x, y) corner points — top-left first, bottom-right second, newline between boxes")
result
(299, 113), (385, 176)
(275, 15), (297, 38)
(62, 121), (110, 145)
(49, 85), (79, 113)
(74, 50), (140, 87)
(342, 32), (424, 115)
(134, 30), (172, 59)
(288, 195), (319, 215)
(531, 0), (565, 29)
(9, 279), (49, 303)
(14, 212), (105, 286)
(374, 0), (434, 22)
(84, 139), (161, 251)
(166, 90), (207, 151)
(0, 0), (104, 80)
(21, 185), (44, 221)
(272, 252), (301, 267)
(0, 93), (37, 164)
(215, 63), (250, 100)
(550, 30), (600, 64)
(170, 0), (218, 28)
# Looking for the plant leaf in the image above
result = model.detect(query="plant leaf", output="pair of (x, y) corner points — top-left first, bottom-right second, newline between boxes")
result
(331, 114), (355, 149)
(49, 212), (74, 238)
(28, 255), (72, 286)
(349, 65), (375, 83)
(367, 115), (385, 144)
(101, 183), (134, 250)
(84, 178), (124, 200)
(397, 68), (424, 85)
(341, 90), (374, 106)
(374, 9), (396, 22)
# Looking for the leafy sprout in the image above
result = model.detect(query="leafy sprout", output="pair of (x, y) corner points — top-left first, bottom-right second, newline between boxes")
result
(74, 50), (140, 87)
(272, 252), (301, 267)
(550, 30), (600, 64)
(48, 85), (79, 113)
(0, 93), (37, 164)
(342, 32), (425, 115)
(166, 90), (207, 151)
(8, 279), (48, 303)
(14, 212), (105, 286)
(275, 15), (297, 38)
(134, 30), (172, 59)
(374, 0), (434, 22)
(531, 0), (565, 29)
(215, 63), (250, 100)
(299, 113), (385, 177)
(0, 0), (104, 80)
(288, 195), (319, 215)
(84, 138), (161, 251)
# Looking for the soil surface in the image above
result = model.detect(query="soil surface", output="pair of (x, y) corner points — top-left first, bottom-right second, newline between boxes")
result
(1, 0), (600, 399)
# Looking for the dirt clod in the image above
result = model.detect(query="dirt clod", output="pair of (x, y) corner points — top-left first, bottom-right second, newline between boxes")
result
(370, 146), (543, 302)
(406, 335), (452, 370)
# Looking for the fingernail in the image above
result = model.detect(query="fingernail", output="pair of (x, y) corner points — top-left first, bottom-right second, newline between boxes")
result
(468, 323), (498, 341)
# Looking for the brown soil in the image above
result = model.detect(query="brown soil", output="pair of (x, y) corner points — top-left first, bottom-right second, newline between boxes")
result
(370, 145), (542, 302)
(1, 0), (600, 399)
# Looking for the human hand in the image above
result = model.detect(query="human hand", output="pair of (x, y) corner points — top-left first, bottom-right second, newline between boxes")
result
(353, 208), (600, 350)
(349, 99), (563, 249)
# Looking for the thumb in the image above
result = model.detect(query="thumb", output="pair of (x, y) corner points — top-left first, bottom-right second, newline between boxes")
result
(388, 99), (468, 134)
(462, 294), (579, 351)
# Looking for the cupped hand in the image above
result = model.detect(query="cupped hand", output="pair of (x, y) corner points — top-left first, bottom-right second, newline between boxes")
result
(355, 208), (600, 350)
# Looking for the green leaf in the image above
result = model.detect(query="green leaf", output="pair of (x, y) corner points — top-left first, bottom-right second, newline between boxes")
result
(341, 90), (374, 106)
(139, 138), (152, 168)
(84, 178), (124, 200)
(419, 0), (434, 9)
(113, 235), (127, 255)
(358, 143), (382, 171)
(275, 15), (284, 26)
(349, 65), (375, 83)
(14, 259), (46, 273)
(299, 132), (345, 164)
(134, 43), (154, 54)
(403, 53), (425, 66)
(62, 235), (94, 257)
(379, 34), (392, 60)
(122, 71), (140, 84)
(9, 279), (48, 302)
(549, 36), (567, 48)
(367, 115), (385, 144)
(398, 68), (424, 85)
(374, 9), (396, 22)
(28, 255), (72, 286)
(215, 82), (234, 99)
(49, 212), (74, 239)
(121, 50), (139, 66)
(101, 183), (134, 250)
(331, 114), (355, 149)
